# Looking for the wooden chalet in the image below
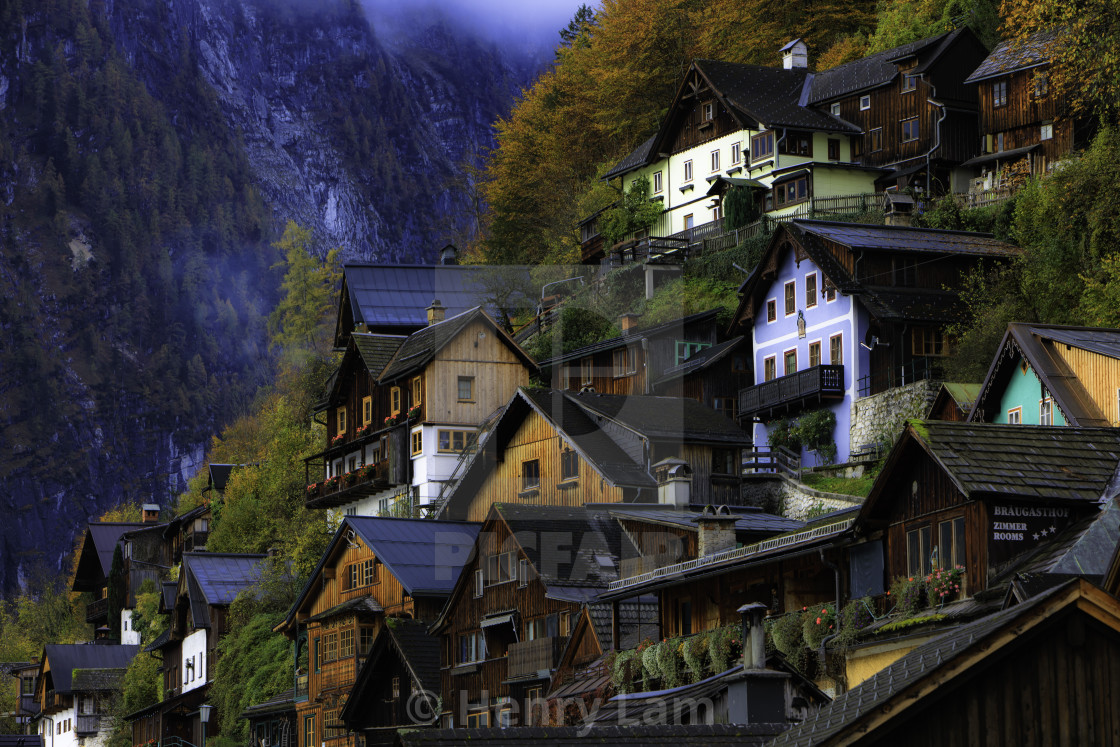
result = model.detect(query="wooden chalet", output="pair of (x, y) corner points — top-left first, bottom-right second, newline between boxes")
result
(436, 388), (753, 523)
(71, 520), (156, 633)
(306, 306), (536, 516)
(650, 335), (752, 420)
(7, 661), (40, 734)
(241, 689), (297, 747)
(129, 553), (266, 747)
(963, 30), (1089, 185)
(731, 219), (1020, 464)
(806, 28), (989, 192)
(430, 504), (646, 729)
(773, 578), (1120, 746)
(34, 644), (138, 747)
(338, 620), (441, 744)
(969, 323), (1120, 426)
(273, 517), (480, 747)
(925, 382), (980, 421)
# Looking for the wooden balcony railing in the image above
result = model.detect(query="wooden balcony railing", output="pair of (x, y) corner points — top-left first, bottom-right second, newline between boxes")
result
(305, 461), (393, 509)
(507, 637), (562, 680)
(76, 715), (103, 734)
(85, 597), (109, 623)
(739, 364), (844, 420)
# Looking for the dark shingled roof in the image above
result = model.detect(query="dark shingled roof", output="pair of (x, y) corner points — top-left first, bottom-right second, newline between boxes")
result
(0, 736), (43, 747)
(340, 619), (440, 730)
(87, 523), (146, 578)
(241, 688), (294, 719)
(651, 336), (745, 387)
(970, 323), (1120, 427)
(71, 668), (126, 691)
(304, 596), (383, 624)
(143, 628), (170, 654)
(207, 464), (240, 493)
(608, 506), (804, 536)
(571, 391), (753, 446)
(395, 723), (785, 745)
(43, 645), (139, 693)
(351, 333), (405, 379)
(347, 517), (482, 597)
(605, 134), (658, 180)
(966, 29), (1058, 83)
(771, 578), (1108, 746)
(496, 504), (640, 590)
(808, 29), (959, 103)
(587, 599), (660, 651)
(792, 219), (1020, 258)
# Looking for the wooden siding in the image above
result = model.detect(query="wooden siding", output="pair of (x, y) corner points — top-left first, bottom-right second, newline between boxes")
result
(439, 517), (581, 727)
(976, 68), (1075, 170)
(462, 409), (627, 523)
(424, 318), (531, 425)
(669, 71), (741, 155)
(886, 502), (986, 591)
(1048, 344), (1120, 426)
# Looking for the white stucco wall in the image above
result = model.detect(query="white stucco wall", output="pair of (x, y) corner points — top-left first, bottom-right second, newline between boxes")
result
(182, 629), (208, 692)
(120, 610), (140, 646)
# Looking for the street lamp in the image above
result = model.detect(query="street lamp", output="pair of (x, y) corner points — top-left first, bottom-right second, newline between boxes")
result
(199, 704), (213, 747)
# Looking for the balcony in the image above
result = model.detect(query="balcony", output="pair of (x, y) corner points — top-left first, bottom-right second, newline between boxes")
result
(76, 715), (103, 734)
(294, 673), (309, 702)
(738, 364), (844, 420)
(306, 462), (395, 508)
(85, 597), (108, 624)
(506, 637), (563, 681)
(305, 424), (408, 508)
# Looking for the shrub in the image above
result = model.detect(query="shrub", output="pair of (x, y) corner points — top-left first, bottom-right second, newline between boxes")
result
(640, 640), (660, 691)
(767, 610), (809, 672)
(708, 625), (743, 675)
(925, 565), (965, 606)
(682, 633), (710, 683)
(767, 417), (801, 451)
(889, 575), (929, 618)
(802, 603), (837, 649)
(798, 409), (837, 465)
(656, 639), (686, 688)
(832, 597), (875, 650)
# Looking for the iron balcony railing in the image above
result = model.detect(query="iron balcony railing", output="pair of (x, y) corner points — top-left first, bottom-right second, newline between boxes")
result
(607, 517), (855, 593)
(856, 358), (942, 397)
(739, 364), (844, 419)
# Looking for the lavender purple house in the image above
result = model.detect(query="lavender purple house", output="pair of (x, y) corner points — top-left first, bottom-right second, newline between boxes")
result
(730, 219), (1020, 465)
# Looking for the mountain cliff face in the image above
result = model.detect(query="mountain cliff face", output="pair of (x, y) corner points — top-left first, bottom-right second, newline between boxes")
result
(0, 0), (543, 596)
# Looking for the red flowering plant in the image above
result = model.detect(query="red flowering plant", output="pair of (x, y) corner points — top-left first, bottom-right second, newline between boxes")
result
(802, 603), (836, 648)
(384, 414), (400, 427)
(325, 474), (341, 490)
(926, 565), (965, 605)
(407, 404), (422, 420)
(330, 433), (345, 446)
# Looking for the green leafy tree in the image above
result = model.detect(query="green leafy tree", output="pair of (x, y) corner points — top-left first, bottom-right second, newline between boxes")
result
(268, 222), (342, 357)
(600, 177), (663, 246)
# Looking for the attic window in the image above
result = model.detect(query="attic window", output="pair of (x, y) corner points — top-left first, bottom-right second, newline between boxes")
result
(702, 101), (715, 121)
(901, 74), (918, 92)
(830, 103), (841, 116)
(859, 95), (871, 111)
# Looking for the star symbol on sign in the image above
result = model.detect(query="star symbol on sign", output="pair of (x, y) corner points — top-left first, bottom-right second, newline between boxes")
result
(1038, 528), (1048, 537)
(1033, 533), (1039, 540)
(1049, 525), (1057, 534)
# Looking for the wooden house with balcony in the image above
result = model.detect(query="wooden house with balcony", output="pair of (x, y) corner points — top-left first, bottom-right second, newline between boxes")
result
(436, 388), (753, 523)
(128, 553), (266, 747)
(968, 323), (1120, 427)
(962, 30), (1091, 188)
(805, 28), (989, 193)
(241, 689), (297, 747)
(7, 661), (40, 734)
(273, 517), (479, 747)
(34, 644), (138, 747)
(307, 306), (536, 517)
(430, 504), (645, 729)
(730, 219), (1020, 465)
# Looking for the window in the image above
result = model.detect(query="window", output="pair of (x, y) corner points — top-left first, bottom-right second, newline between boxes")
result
(1032, 72), (1049, 98)
(784, 349), (797, 376)
(774, 177), (808, 206)
(1041, 122), (1053, 141)
(314, 638), (321, 672)
(869, 127), (883, 152)
(525, 617), (547, 641)
(411, 429), (423, 455)
(712, 448), (737, 474)
(938, 517), (966, 569)
(613, 347), (633, 377)
(391, 676), (400, 700)
(519, 558), (530, 587)
(410, 376), (422, 405)
(457, 376), (474, 402)
(710, 149), (720, 172)
(322, 631), (338, 663)
(766, 299), (777, 323)
(459, 631), (486, 663)
(712, 204), (723, 222)
(851, 135), (861, 158)
(912, 327), (948, 357)
(803, 273), (818, 309)
(560, 449), (579, 481)
(362, 396), (372, 426)
(859, 95), (871, 111)
(784, 280), (796, 316)
(677, 600), (692, 636)
(340, 628), (354, 658)
(992, 80), (1008, 107)
(390, 387), (401, 416)
(336, 407), (346, 437)
(780, 131), (812, 157)
(731, 142), (741, 165)
(702, 101), (715, 120)
(675, 340), (711, 365)
(522, 459), (540, 491)
(581, 357), (593, 385)
(901, 73), (917, 91)
(684, 213), (694, 229)
(473, 568), (483, 598)
(359, 627), (375, 655)
(751, 131), (774, 161)
(809, 341), (821, 368)
(901, 117), (920, 143)
(907, 525), (932, 577)
(466, 711), (489, 728)
(348, 558), (378, 589)
(20, 677), (33, 696)
(438, 429), (471, 453)
(763, 356), (777, 382)
(559, 611), (571, 637)
(827, 138), (840, 161)
(653, 170), (663, 194)
(1040, 397), (1053, 425)
(683, 160), (694, 182)
(486, 551), (517, 585)
(831, 102), (841, 116)
(830, 334), (843, 365)
(1007, 407), (1022, 425)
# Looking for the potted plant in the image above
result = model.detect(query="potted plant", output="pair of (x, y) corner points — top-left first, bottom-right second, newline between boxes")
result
(407, 404), (422, 420)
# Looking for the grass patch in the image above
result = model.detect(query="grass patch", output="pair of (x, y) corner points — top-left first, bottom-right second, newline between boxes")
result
(800, 472), (876, 497)
(877, 613), (948, 634)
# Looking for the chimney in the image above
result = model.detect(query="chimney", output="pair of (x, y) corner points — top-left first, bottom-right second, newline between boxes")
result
(439, 244), (459, 265)
(426, 299), (446, 326)
(738, 603), (768, 670)
(141, 503), (160, 524)
(694, 504), (738, 557)
(654, 458), (692, 507)
(883, 192), (916, 227)
(781, 39), (808, 69)
(618, 312), (640, 336)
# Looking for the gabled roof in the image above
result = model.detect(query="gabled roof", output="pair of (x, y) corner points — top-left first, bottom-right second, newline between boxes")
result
(41, 645), (139, 693)
(571, 391), (751, 445)
(650, 336), (746, 387)
(182, 552), (266, 608)
(339, 619), (440, 729)
(539, 310), (718, 367)
(378, 307), (536, 383)
(965, 29), (1058, 84)
(771, 578), (1120, 746)
(607, 506), (804, 536)
(969, 323), (1120, 426)
(604, 134), (658, 180)
(240, 688), (294, 719)
(808, 28), (964, 104)
(1002, 498), (1120, 595)
(861, 422), (1120, 527)
(72, 522), (146, 591)
(207, 464), (240, 493)
(351, 333), (406, 379)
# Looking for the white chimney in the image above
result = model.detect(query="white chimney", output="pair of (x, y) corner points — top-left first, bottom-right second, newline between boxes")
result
(781, 39), (808, 70)
(654, 458), (692, 507)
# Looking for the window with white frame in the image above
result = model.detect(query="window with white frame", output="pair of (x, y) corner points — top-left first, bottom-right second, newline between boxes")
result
(702, 101), (715, 120)
(653, 170), (663, 193)
(731, 142), (741, 164)
(1041, 122), (1053, 140)
(831, 102), (841, 116)
(710, 149), (720, 172)
(1007, 407), (1022, 424)
(859, 95), (871, 111)
(1040, 397), (1053, 425)
(683, 160), (694, 182)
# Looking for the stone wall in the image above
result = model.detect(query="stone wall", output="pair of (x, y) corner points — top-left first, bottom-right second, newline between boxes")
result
(849, 379), (942, 453)
(740, 475), (861, 521)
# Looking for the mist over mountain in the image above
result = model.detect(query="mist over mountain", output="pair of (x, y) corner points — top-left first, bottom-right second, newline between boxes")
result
(0, 0), (555, 596)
